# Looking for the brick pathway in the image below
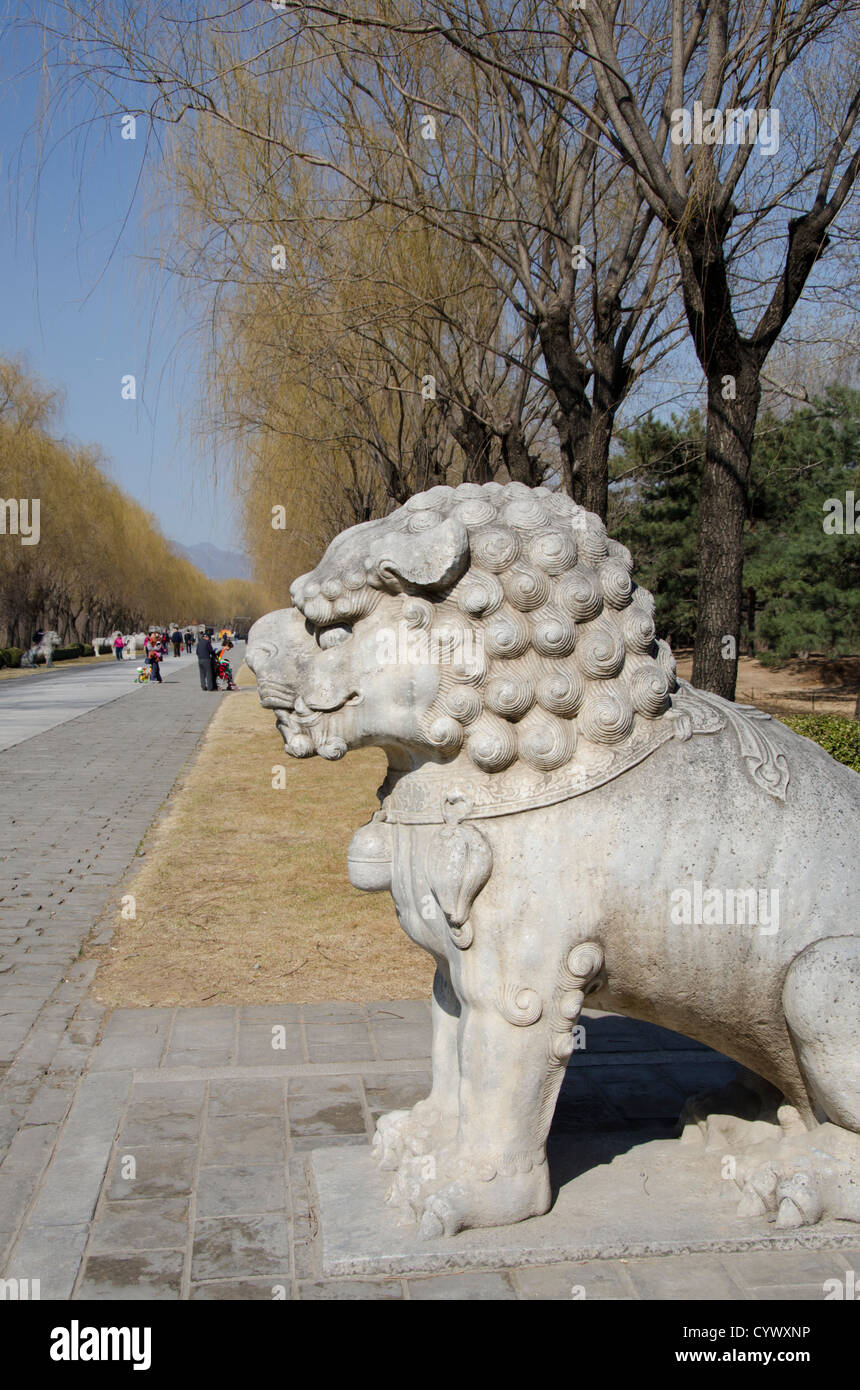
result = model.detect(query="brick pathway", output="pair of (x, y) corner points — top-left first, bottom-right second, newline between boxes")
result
(0, 653), (222, 1251)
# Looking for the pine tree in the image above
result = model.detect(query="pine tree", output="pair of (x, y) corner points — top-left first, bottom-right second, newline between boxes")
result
(608, 389), (860, 659)
(609, 413), (704, 648)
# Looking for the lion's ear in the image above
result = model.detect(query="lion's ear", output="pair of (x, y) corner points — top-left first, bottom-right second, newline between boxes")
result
(369, 517), (470, 591)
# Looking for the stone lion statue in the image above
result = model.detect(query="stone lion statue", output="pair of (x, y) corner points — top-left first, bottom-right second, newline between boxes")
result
(21, 630), (60, 668)
(248, 482), (860, 1237)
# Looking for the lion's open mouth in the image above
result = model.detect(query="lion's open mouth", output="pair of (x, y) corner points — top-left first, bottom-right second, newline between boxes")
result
(275, 693), (362, 762)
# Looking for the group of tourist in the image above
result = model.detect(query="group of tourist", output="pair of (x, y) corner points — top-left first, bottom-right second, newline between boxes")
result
(110, 624), (238, 690)
(140, 630), (168, 684)
(22, 622), (240, 693)
(195, 631), (238, 691)
(112, 626), (197, 663)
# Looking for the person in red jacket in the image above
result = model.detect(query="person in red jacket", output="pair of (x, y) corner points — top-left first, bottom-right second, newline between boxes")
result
(215, 639), (238, 690)
(145, 632), (163, 684)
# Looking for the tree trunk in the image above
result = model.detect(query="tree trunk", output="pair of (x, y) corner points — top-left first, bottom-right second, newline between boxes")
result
(583, 300), (627, 522)
(582, 400), (615, 521)
(500, 425), (541, 486)
(440, 403), (494, 484)
(691, 369), (760, 699)
(538, 304), (591, 503)
(552, 407), (587, 500)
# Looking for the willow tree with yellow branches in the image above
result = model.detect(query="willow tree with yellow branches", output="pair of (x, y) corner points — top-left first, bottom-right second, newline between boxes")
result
(0, 358), (268, 646)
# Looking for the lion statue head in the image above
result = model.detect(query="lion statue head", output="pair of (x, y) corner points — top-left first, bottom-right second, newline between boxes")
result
(248, 482), (677, 775)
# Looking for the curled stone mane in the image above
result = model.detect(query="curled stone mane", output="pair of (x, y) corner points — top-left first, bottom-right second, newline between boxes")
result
(290, 481), (678, 775)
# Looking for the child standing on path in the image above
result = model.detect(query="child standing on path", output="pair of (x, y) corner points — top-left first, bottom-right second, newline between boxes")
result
(145, 633), (163, 684)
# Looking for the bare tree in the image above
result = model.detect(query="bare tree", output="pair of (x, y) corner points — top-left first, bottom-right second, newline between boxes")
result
(29, 0), (686, 519)
(25, 1), (860, 696)
(394, 0), (860, 696)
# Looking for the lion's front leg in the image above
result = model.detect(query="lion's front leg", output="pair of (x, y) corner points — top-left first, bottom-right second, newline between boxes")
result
(388, 1001), (561, 1237)
(389, 939), (603, 1236)
(372, 959), (460, 1171)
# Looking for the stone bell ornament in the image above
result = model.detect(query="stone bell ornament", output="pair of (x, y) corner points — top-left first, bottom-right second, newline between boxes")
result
(248, 481), (860, 1237)
(347, 816), (393, 893)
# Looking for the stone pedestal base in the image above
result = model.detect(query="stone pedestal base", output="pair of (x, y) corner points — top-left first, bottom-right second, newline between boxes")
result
(310, 1138), (857, 1278)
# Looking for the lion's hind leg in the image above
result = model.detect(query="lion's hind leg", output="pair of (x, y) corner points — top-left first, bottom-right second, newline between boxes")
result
(723, 937), (860, 1229)
(782, 935), (860, 1134)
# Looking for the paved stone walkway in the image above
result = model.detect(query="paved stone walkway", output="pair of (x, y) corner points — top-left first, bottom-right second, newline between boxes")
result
(2, 999), (857, 1300)
(0, 654), (172, 751)
(0, 653), (224, 1228)
(0, 650), (856, 1300)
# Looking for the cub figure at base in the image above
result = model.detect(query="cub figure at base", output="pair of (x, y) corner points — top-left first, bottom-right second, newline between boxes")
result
(248, 482), (860, 1237)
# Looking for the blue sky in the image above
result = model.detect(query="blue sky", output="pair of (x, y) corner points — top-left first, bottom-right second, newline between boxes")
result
(0, 21), (243, 556)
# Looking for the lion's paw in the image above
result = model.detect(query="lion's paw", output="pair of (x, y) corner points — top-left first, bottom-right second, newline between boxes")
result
(384, 1144), (552, 1237)
(372, 1110), (412, 1171)
(372, 1101), (455, 1173)
(678, 1073), (794, 1151)
(383, 1154), (435, 1216)
(733, 1123), (860, 1227)
(415, 1160), (552, 1238)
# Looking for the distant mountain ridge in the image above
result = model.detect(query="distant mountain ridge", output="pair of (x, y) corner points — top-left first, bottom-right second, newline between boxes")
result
(173, 541), (252, 582)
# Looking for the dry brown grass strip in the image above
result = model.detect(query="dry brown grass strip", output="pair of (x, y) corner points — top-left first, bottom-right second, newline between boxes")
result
(88, 665), (432, 1007)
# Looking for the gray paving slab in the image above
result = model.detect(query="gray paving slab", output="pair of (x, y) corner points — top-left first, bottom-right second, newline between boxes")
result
(196, 1163), (287, 1220)
(0, 1173), (36, 1231)
(23, 1071), (132, 1226)
(4, 1221), (90, 1299)
(190, 1214), (293, 1282)
(1, 1122), (60, 1175)
(512, 1260), (634, 1300)
(236, 1022), (304, 1066)
(304, 1020), (376, 1064)
(299, 1277), (403, 1300)
(86, 1197), (191, 1255)
(105, 1142), (197, 1201)
(408, 1270), (518, 1300)
(76, 1248), (185, 1300)
(189, 1278), (294, 1300)
(208, 1077), (286, 1117)
(201, 1113), (287, 1167)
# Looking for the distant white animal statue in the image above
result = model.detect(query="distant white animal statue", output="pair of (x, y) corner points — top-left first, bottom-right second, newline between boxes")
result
(22, 630), (61, 668)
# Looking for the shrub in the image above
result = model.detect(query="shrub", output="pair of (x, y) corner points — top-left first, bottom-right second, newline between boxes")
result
(780, 715), (860, 773)
(0, 647), (23, 667)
